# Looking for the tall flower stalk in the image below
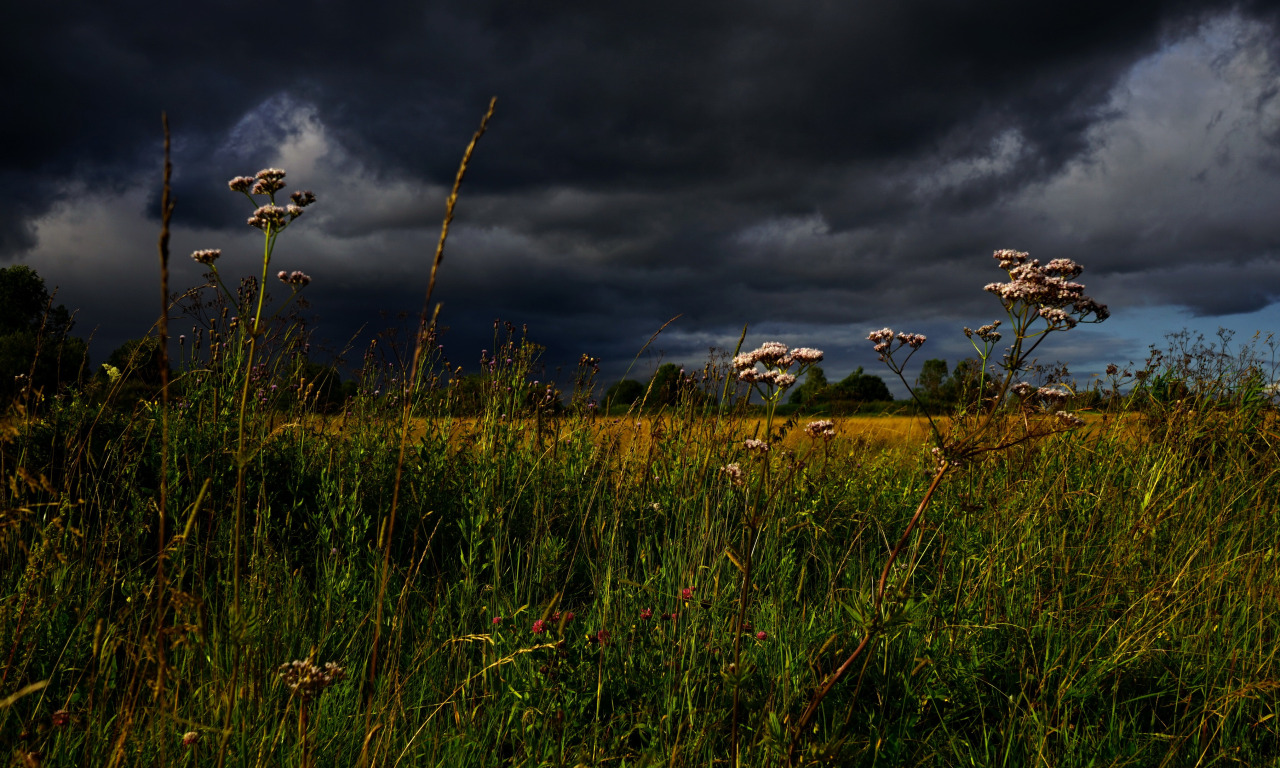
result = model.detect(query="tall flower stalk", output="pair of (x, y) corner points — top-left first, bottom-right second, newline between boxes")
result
(727, 342), (821, 761)
(788, 250), (1108, 763)
(190, 168), (316, 614)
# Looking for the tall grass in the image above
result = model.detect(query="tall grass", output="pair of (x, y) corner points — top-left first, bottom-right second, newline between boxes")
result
(1, 118), (1278, 767)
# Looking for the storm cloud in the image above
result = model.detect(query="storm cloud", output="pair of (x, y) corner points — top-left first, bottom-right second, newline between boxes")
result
(5, 1), (1280, 389)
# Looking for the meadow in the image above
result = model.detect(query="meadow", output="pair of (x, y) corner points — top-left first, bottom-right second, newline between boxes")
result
(2, 116), (1279, 767)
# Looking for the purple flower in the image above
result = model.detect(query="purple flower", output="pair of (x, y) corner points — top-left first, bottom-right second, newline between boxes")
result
(532, 619), (547, 634)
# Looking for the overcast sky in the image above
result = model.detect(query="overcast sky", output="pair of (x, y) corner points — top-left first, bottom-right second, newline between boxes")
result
(5, 1), (1280, 393)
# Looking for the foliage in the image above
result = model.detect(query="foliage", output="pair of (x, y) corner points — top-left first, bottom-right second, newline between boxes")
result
(0, 265), (88, 403)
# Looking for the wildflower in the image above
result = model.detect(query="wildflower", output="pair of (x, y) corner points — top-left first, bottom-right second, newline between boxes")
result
(743, 438), (769, 452)
(51, 710), (69, 728)
(596, 629), (612, 645)
(681, 587), (693, 601)
(896, 332), (927, 349)
(564, 611), (575, 623)
(788, 347), (824, 364)
(182, 731), (200, 746)
(228, 175), (255, 193)
(1106, 363), (1119, 376)
(720, 463), (744, 486)
(804, 420), (835, 439)
(985, 250), (1108, 325)
(277, 659), (347, 700)
(290, 189), (317, 207)
(248, 205), (287, 230)
(190, 248), (221, 265)
(252, 167), (287, 195)
(1037, 386), (1070, 405)
(964, 321), (1002, 343)
(756, 630), (768, 641)
(1056, 411), (1085, 428)
(278, 270), (311, 287)
(492, 616), (502, 625)
(532, 619), (547, 634)
(641, 608), (653, 620)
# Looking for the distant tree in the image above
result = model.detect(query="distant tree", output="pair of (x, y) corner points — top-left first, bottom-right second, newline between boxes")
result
(647, 363), (683, 407)
(788, 365), (829, 405)
(916, 359), (949, 403)
(0, 265), (87, 401)
(604, 379), (645, 409)
(942, 357), (988, 408)
(832, 367), (892, 403)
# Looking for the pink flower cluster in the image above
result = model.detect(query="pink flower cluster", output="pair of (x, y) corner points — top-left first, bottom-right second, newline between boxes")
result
(867, 328), (927, 360)
(983, 250), (1108, 328)
(277, 270), (312, 287)
(720, 462), (744, 486)
(804, 419), (835, 439)
(963, 321), (1002, 343)
(743, 438), (769, 452)
(732, 342), (823, 392)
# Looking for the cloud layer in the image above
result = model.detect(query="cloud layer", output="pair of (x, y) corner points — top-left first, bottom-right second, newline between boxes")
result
(5, 2), (1280, 389)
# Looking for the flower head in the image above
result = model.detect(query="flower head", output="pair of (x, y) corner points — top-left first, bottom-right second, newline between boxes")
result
(277, 659), (346, 700)
(805, 419), (835, 439)
(278, 270), (311, 287)
(228, 176), (255, 193)
(190, 248), (221, 265)
(182, 731), (200, 747)
(532, 619), (547, 634)
(720, 462), (744, 486)
(248, 205), (287, 231)
(985, 250), (1108, 326)
(252, 168), (287, 195)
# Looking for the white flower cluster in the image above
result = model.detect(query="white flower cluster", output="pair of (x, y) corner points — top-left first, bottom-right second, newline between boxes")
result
(278, 659), (347, 700)
(732, 342), (823, 393)
(983, 250), (1108, 329)
(804, 419), (836, 439)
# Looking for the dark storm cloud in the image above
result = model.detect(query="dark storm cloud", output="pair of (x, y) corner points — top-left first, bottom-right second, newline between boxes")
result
(5, 0), (1280, 389)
